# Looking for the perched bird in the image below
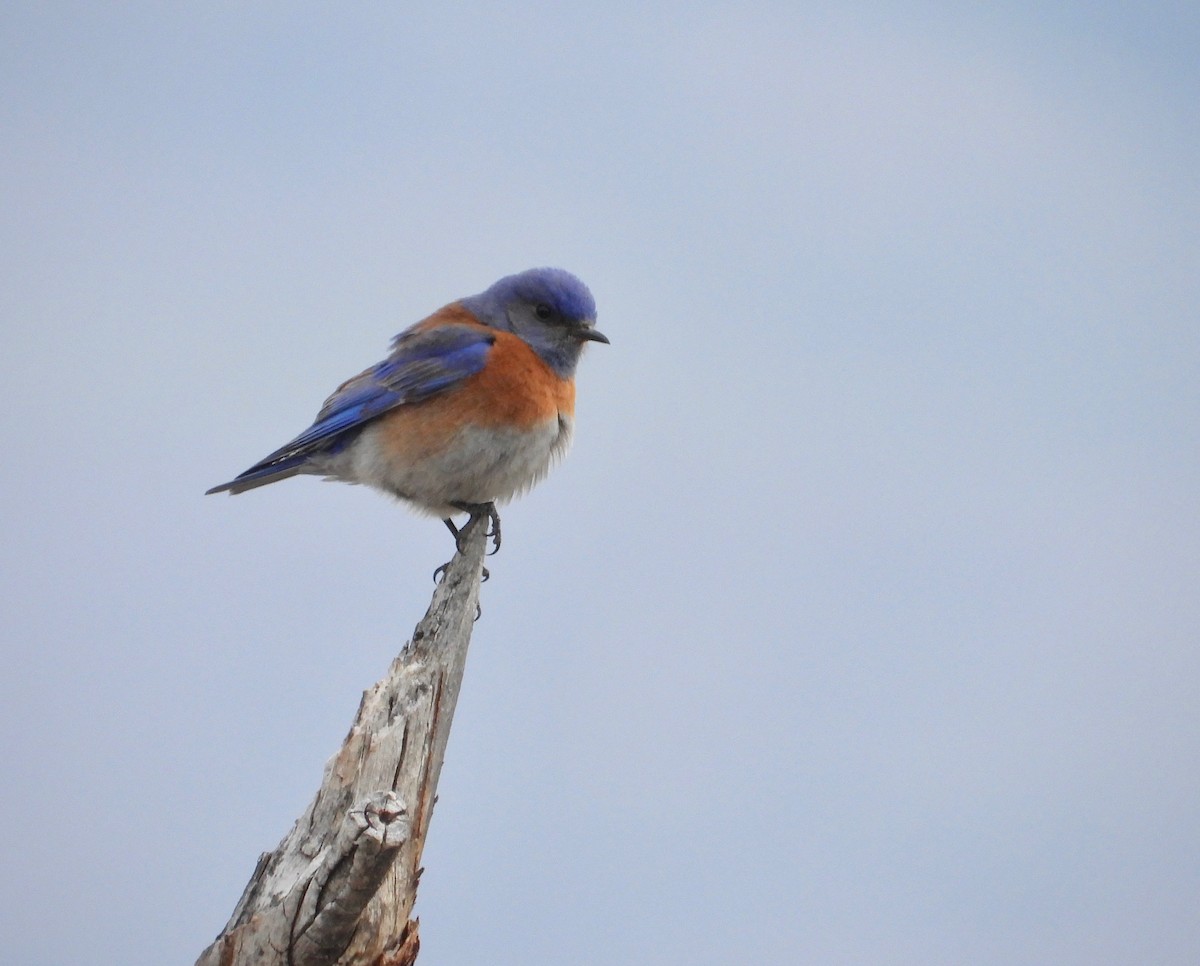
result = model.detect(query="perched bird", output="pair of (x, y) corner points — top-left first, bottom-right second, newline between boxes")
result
(207, 267), (608, 550)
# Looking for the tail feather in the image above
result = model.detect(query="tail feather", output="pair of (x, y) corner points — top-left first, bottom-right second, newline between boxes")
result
(205, 456), (307, 495)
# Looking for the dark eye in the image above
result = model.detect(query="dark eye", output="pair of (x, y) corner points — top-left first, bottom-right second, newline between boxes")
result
(534, 303), (554, 321)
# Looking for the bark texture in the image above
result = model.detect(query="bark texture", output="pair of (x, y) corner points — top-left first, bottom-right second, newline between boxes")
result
(196, 514), (489, 966)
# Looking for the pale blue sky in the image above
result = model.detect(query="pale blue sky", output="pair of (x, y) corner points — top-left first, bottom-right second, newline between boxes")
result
(3, 4), (1198, 964)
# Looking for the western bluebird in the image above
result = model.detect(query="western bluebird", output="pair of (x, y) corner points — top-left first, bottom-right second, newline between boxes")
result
(207, 267), (608, 551)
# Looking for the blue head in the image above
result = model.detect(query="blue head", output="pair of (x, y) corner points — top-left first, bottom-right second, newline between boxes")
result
(462, 267), (608, 377)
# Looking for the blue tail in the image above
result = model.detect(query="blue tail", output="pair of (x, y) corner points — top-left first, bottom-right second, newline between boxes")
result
(205, 455), (309, 495)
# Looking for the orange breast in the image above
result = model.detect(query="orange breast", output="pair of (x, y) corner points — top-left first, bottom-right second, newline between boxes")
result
(457, 329), (575, 428)
(375, 325), (574, 462)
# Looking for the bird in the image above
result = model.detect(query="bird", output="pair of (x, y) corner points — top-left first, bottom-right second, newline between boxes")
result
(206, 267), (608, 553)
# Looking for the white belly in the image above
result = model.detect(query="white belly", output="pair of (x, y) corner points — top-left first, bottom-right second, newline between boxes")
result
(316, 414), (574, 517)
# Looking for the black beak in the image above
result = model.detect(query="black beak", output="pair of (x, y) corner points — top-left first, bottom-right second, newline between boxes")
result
(577, 325), (610, 344)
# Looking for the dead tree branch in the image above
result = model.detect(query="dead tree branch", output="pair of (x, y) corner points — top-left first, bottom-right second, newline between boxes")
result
(196, 513), (489, 966)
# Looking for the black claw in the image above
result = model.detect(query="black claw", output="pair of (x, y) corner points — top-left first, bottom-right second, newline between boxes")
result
(434, 561), (487, 584)
(438, 505), (497, 583)
(486, 506), (501, 556)
(448, 501), (502, 556)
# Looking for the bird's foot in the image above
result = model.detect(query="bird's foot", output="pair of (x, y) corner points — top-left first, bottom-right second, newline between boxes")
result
(448, 501), (501, 556)
(432, 562), (490, 584)
(434, 502), (499, 583)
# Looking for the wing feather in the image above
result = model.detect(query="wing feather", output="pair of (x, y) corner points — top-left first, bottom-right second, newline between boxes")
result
(206, 322), (494, 494)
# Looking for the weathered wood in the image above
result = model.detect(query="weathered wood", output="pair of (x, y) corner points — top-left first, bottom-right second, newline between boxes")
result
(196, 513), (489, 966)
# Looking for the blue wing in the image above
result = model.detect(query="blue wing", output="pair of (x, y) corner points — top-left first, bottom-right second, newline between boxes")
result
(207, 323), (494, 494)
